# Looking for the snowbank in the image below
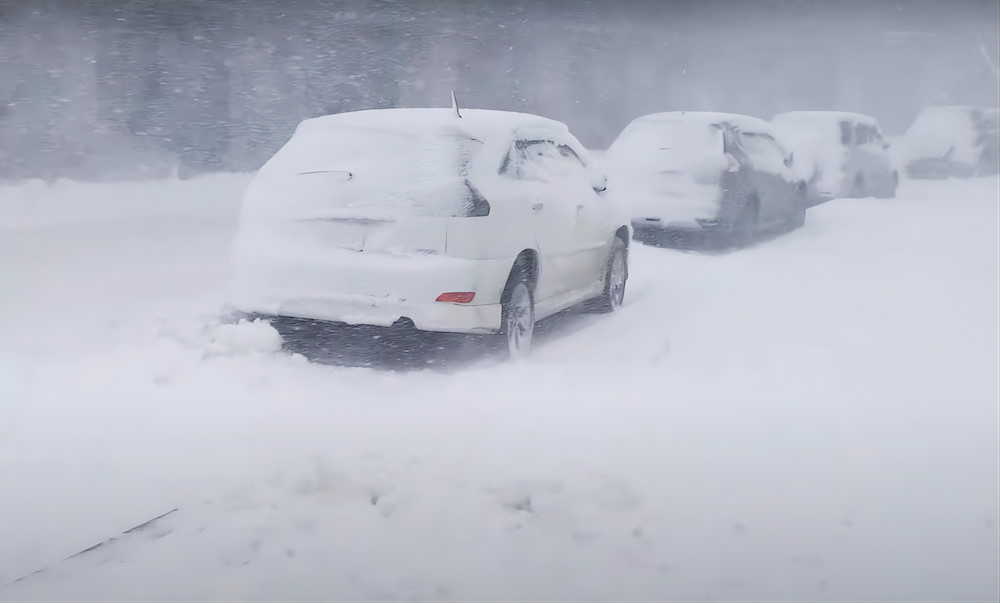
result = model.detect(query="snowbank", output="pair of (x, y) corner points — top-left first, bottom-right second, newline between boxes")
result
(0, 175), (997, 600)
(0, 173), (251, 231)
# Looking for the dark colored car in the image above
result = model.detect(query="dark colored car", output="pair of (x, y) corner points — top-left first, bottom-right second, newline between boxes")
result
(605, 111), (807, 249)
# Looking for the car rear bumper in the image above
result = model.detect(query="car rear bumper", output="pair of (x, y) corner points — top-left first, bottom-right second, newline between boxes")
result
(905, 159), (976, 180)
(230, 248), (512, 334)
(632, 219), (759, 250)
(632, 220), (712, 248)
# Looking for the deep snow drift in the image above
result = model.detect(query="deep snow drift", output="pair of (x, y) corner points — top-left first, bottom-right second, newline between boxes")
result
(1, 174), (997, 601)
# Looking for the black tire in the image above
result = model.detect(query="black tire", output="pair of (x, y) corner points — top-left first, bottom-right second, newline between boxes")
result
(594, 237), (627, 313)
(500, 276), (535, 359)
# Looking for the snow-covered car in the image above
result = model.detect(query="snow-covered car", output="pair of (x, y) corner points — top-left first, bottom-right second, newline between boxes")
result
(771, 111), (898, 202)
(229, 107), (631, 357)
(897, 105), (999, 179)
(604, 111), (807, 248)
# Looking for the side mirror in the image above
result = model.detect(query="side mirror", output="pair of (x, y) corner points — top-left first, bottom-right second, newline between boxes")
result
(590, 171), (608, 193)
(784, 152), (794, 168)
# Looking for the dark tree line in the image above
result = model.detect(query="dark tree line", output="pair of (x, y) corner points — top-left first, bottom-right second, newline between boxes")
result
(0, 0), (996, 182)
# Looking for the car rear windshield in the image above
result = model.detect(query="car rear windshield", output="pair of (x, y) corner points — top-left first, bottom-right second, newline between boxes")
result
(773, 115), (843, 145)
(264, 126), (485, 218)
(619, 121), (724, 172)
(739, 131), (788, 166)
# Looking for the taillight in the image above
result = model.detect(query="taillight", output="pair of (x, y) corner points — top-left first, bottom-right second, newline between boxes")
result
(724, 152), (740, 173)
(463, 179), (490, 217)
(435, 292), (476, 303)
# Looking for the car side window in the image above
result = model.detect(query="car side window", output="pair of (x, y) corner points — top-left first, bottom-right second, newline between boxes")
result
(840, 121), (853, 145)
(557, 144), (585, 167)
(499, 139), (586, 182)
(499, 139), (546, 181)
(855, 123), (872, 145)
(740, 131), (787, 172)
(555, 144), (591, 182)
(721, 127), (749, 167)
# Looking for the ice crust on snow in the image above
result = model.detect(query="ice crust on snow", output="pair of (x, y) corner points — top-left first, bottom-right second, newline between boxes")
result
(204, 318), (283, 357)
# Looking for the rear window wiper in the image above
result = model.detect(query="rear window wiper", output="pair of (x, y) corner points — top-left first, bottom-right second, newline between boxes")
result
(296, 170), (353, 180)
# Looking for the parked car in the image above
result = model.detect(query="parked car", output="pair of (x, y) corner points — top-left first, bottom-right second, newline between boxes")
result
(771, 111), (898, 202)
(229, 107), (631, 358)
(897, 105), (999, 179)
(604, 111), (807, 249)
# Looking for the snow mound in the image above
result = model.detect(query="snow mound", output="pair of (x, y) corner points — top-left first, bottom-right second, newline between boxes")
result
(204, 318), (283, 357)
(0, 172), (251, 231)
(1, 174), (997, 601)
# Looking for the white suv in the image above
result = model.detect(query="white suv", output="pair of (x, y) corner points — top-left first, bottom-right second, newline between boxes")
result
(229, 108), (631, 357)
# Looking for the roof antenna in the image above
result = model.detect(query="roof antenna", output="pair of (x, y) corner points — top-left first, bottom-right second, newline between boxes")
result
(450, 90), (462, 118)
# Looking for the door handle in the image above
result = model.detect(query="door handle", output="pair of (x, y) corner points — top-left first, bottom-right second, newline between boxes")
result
(576, 204), (584, 213)
(532, 202), (544, 212)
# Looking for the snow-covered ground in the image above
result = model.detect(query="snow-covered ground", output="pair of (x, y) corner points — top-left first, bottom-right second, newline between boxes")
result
(1, 174), (997, 601)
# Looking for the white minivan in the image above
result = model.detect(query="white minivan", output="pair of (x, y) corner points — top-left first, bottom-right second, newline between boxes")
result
(229, 108), (631, 357)
(771, 111), (898, 202)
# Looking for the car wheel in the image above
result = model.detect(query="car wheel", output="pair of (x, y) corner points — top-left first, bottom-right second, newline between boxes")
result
(501, 279), (534, 358)
(595, 237), (627, 312)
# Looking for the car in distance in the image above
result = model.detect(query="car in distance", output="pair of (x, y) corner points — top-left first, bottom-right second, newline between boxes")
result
(897, 105), (999, 179)
(771, 111), (898, 202)
(229, 107), (631, 358)
(604, 111), (807, 249)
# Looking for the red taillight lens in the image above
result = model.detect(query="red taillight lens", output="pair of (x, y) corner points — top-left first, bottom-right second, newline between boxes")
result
(435, 292), (476, 303)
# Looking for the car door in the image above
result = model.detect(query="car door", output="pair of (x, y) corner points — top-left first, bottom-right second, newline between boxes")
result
(498, 139), (579, 304)
(857, 124), (892, 188)
(839, 119), (862, 193)
(551, 141), (610, 291)
(738, 131), (798, 226)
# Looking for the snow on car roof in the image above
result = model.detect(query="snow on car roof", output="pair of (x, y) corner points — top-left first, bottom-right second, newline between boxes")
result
(297, 108), (569, 140)
(772, 110), (880, 126)
(630, 111), (774, 133)
(900, 105), (998, 165)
